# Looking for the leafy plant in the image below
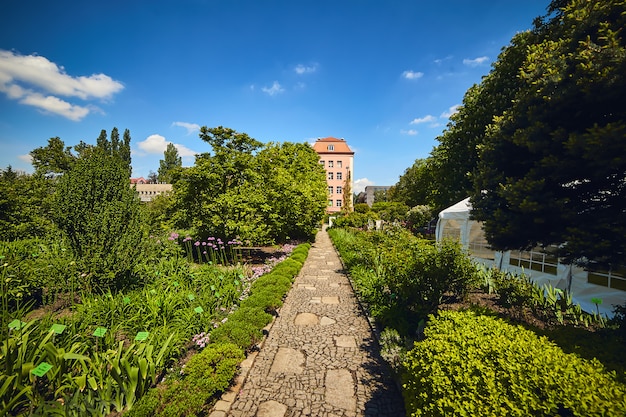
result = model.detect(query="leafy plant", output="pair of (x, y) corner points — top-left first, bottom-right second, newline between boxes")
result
(402, 310), (626, 416)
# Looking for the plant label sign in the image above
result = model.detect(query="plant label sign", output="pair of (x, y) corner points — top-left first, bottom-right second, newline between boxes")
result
(173, 281), (179, 287)
(188, 294), (195, 301)
(135, 331), (149, 341)
(194, 306), (204, 314)
(50, 324), (66, 335)
(32, 362), (53, 377)
(8, 319), (26, 330)
(93, 327), (107, 337)
(123, 297), (131, 305)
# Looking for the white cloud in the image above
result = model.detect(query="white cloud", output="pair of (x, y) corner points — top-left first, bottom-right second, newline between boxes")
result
(400, 129), (418, 136)
(138, 134), (168, 154)
(137, 134), (198, 157)
(172, 121), (200, 135)
(0, 49), (124, 120)
(410, 115), (437, 125)
(402, 70), (424, 80)
(173, 143), (197, 158)
(295, 63), (318, 75)
(354, 178), (375, 195)
(261, 81), (284, 96)
(463, 56), (489, 67)
(18, 154), (33, 164)
(20, 92), (91, 121)
(440, 104), (460, 118)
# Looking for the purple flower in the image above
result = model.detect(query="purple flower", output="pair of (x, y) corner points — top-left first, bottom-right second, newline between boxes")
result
(202, 242), (207, 246)
(194, 241), (200, 247)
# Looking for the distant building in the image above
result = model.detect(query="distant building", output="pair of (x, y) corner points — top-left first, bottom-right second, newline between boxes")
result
(312, 137), (354, 213)
(131, 183), (172, 202)
(130, 177), (147, 184)
(365, 185), (392, 207)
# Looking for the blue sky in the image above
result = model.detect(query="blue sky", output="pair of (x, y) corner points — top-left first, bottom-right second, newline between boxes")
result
(1, 0), (549, 193)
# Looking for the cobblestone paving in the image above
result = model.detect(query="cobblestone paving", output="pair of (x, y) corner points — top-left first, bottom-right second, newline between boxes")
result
(226, 228), (406, 417)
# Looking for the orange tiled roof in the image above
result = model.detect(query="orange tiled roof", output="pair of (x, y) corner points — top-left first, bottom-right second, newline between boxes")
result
(312, 137), (354, 154)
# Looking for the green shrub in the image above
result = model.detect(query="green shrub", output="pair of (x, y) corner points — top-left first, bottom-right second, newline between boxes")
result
(53, 149), (147, 291)
(124, 388), (161, 417)
(229, 307), (272, 329)
(139, 343), (244, 417)
(289, 253), (307, 264)
(402, 310), (626, 417)
(209, 320), (263, 351)
(240, 289), (284, 313)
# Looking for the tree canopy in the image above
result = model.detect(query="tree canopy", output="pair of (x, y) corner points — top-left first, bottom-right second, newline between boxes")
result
(158, 143), (182, 183)
(392, 0), (625, 266)
(171, 126), (327, 244)
(471, 0), (626, 266)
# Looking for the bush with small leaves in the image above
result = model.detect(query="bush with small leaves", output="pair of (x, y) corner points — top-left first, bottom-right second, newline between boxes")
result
(402, 310), (626, 417)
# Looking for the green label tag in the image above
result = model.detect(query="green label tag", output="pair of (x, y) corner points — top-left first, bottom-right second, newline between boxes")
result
(123, 297), (130, 305)
(194, 306), (204, 314)
(188, 294), (195, 301)
(149, 289), (157, 295)
(135, 331), (149, 341)
(50, 324), (66, 334)
(32, 362), (53, 377)
(173, 281), (179, 287)
(8, 319), (26, 330)
(93, 327), (107, 337)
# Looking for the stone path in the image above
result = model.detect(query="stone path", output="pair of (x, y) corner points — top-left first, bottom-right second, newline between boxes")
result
(214, 227), (406, 417)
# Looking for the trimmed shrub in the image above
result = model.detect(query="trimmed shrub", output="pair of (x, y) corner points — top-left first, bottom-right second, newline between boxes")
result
(240, 289), (284, 313)
(289, 252), (307, 264)
(157, 343), (244, 416)
(403, 310), (626, 417)
(228, 307), (272, 329)
(209, 320), (264, 351)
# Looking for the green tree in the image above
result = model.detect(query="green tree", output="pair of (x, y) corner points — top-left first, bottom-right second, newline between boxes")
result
(158, 143), (182, 183)
(256, 142), (328, 241)
(0, 167), (54, 240)
(53, 149), (145, 290)
(172, 127), (327, 244)
(30, 137), (76, 176)
(391, 158), (436, 209)
(471, 0), (626, 266)
(121, 129), (132, 176)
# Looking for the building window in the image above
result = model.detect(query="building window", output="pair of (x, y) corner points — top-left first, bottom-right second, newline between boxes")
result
(328, 200), (333, 206)
(328, 172), (333, 180)
(336, 186), (342, 194)
(336, 200), (342, 207)
(337, 161), (342, 168)
(328, 186), (334, 195)
(320, 160), (325, 167)
(336, 172), (342, 180)
(327, 145), (334, 151)
(328, 161), (334, 168)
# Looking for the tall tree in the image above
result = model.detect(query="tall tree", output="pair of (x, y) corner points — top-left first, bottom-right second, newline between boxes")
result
(391, 158), (437, 209)
(471, 0), (626, 266)
(96, 129), (110, 153)
(158, 143), (182, 183)
(121, 129), (132, 176)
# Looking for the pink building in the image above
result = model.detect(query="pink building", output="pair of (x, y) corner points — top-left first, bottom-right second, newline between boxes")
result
(312, 137), (354, 213)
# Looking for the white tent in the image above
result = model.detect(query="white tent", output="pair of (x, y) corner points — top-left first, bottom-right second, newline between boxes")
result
(436, 197), (626, 318)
